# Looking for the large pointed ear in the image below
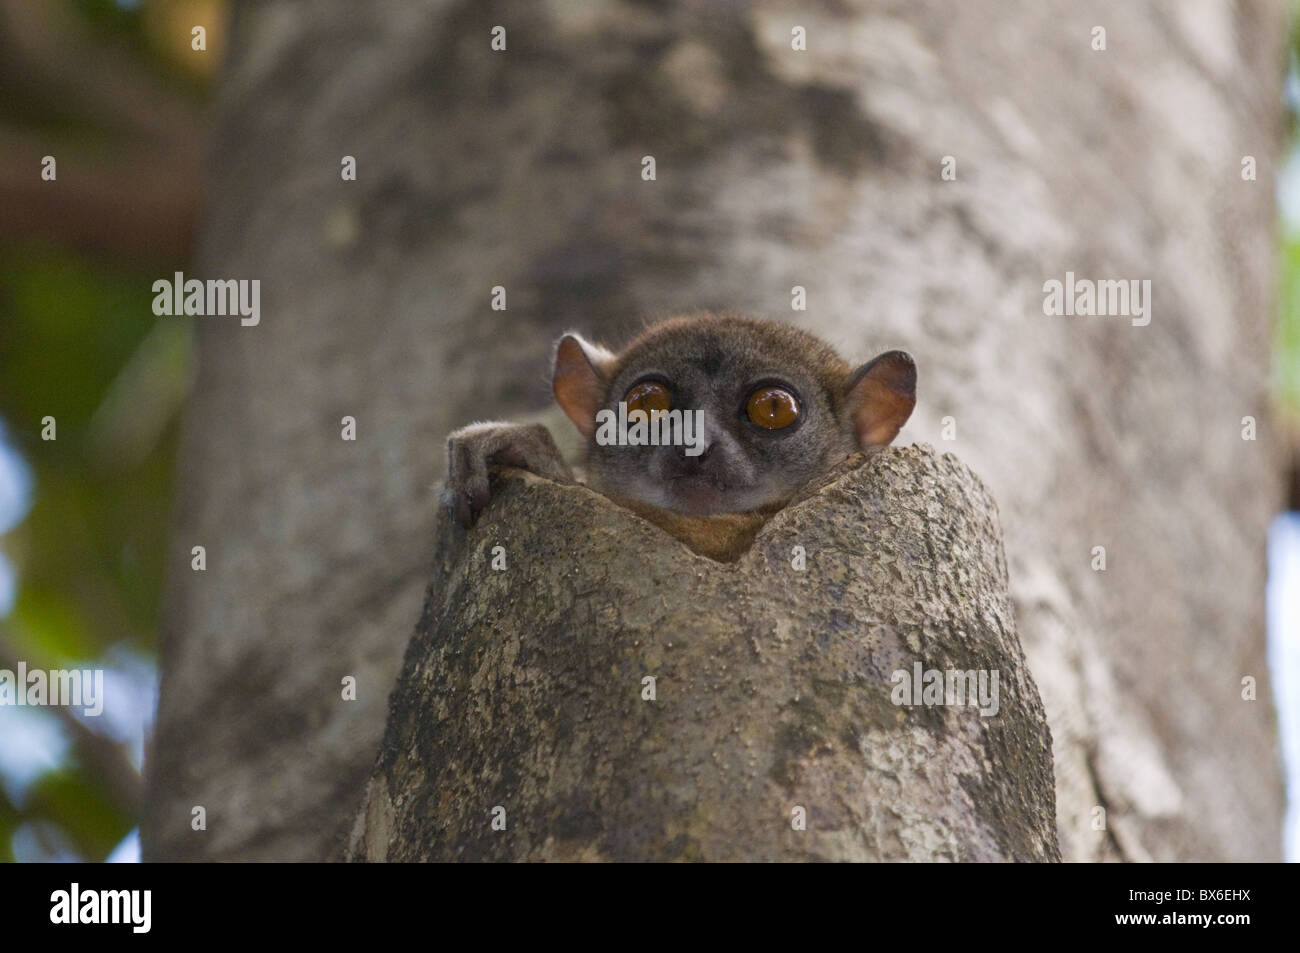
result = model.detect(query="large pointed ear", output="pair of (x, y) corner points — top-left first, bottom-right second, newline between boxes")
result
(844, 350), (916, 450)
(553, 332), (616, 439)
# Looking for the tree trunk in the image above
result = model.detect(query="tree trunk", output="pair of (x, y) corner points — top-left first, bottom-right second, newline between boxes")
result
(343, 448), (1060, 862)
(145, 0), (1288, 862)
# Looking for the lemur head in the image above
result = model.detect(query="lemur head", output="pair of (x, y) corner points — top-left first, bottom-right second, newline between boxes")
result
(551, 313), (916, 516)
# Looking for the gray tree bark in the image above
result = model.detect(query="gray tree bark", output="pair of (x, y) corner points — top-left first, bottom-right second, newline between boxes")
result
(344, 448), (1060, 862)
(145, 0), (1288, 862)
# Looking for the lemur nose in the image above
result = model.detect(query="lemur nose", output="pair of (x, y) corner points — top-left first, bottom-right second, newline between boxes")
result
(675, 440), (712, 462)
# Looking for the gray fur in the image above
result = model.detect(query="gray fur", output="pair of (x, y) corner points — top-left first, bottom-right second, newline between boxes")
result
(445, 314), (915, 523)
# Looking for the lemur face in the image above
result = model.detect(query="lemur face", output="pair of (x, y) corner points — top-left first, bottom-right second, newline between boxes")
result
(552, 314), (916, 516)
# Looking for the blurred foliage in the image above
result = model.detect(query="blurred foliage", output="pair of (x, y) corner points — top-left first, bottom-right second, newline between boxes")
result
(0, 244), (193, 861)
(5, 0), (216, 142)
(1281, 16), (1300, 429)
(1278, 235), (1300, 424)
(24, 767), (130, 861)
(0, 246), (191, 665)
(0, 0), (213, 861)
(72, 0), (224, 86)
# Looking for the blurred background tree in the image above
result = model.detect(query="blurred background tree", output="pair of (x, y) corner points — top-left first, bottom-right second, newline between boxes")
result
(0, 0), (222, 861)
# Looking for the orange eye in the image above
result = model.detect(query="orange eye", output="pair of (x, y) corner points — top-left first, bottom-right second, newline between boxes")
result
(746, 386), (799, 429)
(624, 381), (671, 418)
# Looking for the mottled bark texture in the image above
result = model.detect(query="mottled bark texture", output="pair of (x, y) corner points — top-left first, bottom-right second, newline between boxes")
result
(345, 447), (1059, 862)
(146, 0), (1288, 861)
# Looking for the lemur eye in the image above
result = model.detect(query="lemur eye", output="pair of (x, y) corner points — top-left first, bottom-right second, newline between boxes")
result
(746, 386), (799, 430)
(625, 381), (671, 418)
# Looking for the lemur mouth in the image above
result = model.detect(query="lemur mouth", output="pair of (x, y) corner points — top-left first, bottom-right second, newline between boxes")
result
(666, 473), (747, 513)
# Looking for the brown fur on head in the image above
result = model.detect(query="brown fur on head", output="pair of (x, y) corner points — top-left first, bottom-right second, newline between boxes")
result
(551, 313), (916, 516)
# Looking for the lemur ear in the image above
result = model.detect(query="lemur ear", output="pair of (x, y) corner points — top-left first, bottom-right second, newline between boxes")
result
(845, 350), (916, 450)
(553, 333), (616, 438)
